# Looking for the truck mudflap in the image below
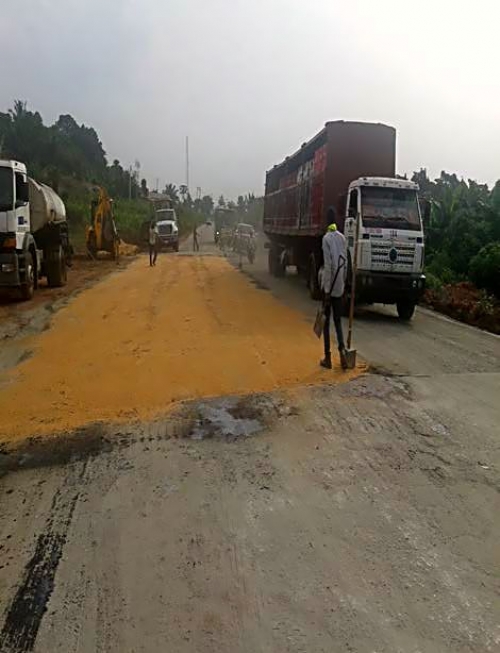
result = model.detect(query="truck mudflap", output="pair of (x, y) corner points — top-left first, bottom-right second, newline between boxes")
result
(0, 251), (21, 287)
(356, 271), (426, 304)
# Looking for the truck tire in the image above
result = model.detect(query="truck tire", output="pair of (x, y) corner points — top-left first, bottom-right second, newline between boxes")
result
(308, 254), (322, 300)
(47, 246), (67, 288)
(20, 252), (35, 301)
(274, 250), (285, 277)
(268, 248), (276, 275)
(397, 301), (416, 321)
(269, 247), (284, 276)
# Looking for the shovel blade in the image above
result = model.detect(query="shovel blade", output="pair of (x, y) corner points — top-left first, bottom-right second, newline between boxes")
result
(344, 348), (357, 369)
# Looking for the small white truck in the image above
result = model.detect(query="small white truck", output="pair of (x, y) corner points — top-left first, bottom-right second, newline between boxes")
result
(0, 160), (71, 300)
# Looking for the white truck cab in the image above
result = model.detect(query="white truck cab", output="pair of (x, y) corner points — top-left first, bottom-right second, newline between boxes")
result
(0, 159), (70, 300)
(155, 208), (179, 252)
(344, 177), (425, 320)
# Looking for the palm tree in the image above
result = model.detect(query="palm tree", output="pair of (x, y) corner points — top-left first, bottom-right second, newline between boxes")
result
(164, 183), (179, 204)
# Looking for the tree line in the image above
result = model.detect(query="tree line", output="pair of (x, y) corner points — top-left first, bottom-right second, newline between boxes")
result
(0, 101), (145, 199)
(412, 169), (500, 297)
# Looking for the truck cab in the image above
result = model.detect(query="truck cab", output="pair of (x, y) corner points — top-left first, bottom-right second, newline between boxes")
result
(155, 208), (179, 252)
(344, 177), (425, 320)
(0, 159), (69, 300)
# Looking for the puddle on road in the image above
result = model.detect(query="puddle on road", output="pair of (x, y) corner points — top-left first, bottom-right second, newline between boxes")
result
(186, 394), (295, 440)
(190, 400), (263, 440)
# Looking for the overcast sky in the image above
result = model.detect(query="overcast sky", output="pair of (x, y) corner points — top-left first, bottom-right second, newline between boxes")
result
(1, 0), (499, 197)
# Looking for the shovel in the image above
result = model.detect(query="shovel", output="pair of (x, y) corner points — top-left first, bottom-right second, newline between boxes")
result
(344, 216), (360, 369)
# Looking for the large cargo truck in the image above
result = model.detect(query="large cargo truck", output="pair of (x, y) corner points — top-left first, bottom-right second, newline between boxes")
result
(0, 160), (71, 300)
(263, 121), (426, 320)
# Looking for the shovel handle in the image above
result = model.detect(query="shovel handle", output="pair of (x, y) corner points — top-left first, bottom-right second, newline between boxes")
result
(347, 216), (360, 350)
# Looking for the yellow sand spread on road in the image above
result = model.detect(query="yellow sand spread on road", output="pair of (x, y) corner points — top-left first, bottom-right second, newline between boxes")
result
(0, 255), (360, 441)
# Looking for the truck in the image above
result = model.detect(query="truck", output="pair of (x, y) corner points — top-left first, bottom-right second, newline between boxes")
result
(0, 160), (70, 300)
(154, 208), (179, 251)
(263, 121), (426, 320)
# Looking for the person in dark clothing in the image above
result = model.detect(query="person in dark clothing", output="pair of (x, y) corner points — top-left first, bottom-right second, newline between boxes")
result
(320, 209), (348, 370)
(193, 225), (200, 252)
(149, 220), (158, 267)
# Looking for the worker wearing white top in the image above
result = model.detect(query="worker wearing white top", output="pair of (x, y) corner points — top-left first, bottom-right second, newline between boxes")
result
(320, 209), (348, 370)
(149, 220), (158, 267)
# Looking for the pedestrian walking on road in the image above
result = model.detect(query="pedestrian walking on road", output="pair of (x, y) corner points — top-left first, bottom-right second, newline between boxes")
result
(149, 220), (158, 267)
(193, 225), (200, 252)
(320, 210), (348, 370)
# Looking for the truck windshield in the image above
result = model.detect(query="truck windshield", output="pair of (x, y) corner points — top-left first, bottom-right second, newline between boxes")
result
(0, 167), (14, 212)
(361, 187), (421, 231)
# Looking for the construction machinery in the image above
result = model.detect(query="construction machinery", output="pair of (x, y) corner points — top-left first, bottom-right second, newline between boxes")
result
(86, 187), (120, 260)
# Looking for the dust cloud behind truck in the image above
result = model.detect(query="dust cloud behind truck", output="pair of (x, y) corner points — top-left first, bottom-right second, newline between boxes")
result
(263, 121), (425, 320)
(0, 159), (71, 300)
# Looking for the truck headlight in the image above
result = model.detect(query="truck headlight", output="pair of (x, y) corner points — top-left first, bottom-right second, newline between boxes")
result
(1, 263), (15, 273)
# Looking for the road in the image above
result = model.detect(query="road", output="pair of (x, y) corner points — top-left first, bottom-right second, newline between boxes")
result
(0, 226), (499, 653)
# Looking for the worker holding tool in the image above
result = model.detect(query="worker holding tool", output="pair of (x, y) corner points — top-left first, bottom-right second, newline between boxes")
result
(193, 224), (200, 252)
(149, 219), (158, 267)
(320, 209), (348, 370)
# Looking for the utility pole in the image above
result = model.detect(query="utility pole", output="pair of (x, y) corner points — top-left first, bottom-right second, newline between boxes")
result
(196, 186), (202, 201)
(155, 178), (159, 193)
(128, 165), (132, 200)
(185, 136), (190, 194)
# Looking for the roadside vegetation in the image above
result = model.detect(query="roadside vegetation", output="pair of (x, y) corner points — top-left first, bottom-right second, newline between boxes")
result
(412, 169), (500, 332)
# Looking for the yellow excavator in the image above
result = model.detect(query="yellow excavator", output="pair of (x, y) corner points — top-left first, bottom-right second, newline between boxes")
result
(86, 187), (120, 260)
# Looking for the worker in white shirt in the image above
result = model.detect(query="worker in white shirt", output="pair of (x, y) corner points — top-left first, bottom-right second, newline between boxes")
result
(320, 209), (348, 370)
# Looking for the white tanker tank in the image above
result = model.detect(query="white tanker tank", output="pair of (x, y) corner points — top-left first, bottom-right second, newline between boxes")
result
(28, 177), (67, 233)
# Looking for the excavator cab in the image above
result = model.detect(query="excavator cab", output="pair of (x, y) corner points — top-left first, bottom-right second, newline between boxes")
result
(86, 187), (120, 261)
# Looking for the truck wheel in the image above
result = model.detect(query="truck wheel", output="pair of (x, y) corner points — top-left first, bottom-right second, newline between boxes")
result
(174, 242), (179, 252)
(308, 254), (322, 300)
(274, 250), (285, 277)
(20, 252), (35, 301)
(397, 301), (416, 321)
(47, 246), (67, 288)
(268, 248), (277, 276)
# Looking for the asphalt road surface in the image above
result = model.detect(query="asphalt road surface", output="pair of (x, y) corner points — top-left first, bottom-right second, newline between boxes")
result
(1, 226), (499, 653)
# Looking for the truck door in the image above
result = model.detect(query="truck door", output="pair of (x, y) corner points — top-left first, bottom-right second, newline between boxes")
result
(345, 188), (359, 249)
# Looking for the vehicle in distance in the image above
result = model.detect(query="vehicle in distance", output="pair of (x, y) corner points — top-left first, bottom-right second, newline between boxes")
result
(0, 159), (71, 300)
(214, 207), (236, 244)
(233, 222), (256, 264)
(263, 121), (426, 320)
(155, 208), (179, 252)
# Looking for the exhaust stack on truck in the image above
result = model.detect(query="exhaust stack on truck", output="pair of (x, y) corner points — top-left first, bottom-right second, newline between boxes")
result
(263, 121), (425, 320)
(0, 160), (71, 300)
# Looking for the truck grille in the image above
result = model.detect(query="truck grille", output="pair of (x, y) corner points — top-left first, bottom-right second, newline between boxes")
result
(158, 224), (173, 235)
(370, 242), (416, 270)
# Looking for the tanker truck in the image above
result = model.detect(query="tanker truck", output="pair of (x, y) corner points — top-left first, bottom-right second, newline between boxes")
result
(0, 159), (70, 300)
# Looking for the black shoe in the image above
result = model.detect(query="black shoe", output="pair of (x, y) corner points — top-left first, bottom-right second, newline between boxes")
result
(320, 356), (332, 370)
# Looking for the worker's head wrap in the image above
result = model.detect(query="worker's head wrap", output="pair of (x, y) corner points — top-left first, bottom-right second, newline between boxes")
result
(326, 206), (337, 233)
